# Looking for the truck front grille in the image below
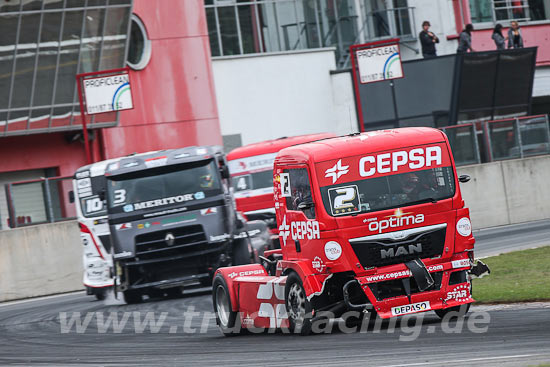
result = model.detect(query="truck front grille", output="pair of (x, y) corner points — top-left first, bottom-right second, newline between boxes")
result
(134, 225), (210, 260)
(349, 224), (447, 268)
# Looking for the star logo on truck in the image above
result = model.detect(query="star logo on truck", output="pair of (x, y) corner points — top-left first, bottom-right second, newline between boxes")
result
(278, 215), (290, 246)
(325, 159), (349, 184)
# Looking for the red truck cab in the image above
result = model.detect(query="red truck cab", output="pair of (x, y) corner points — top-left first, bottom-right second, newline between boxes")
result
(227, 133), (335, 244)
(213, 128), (486, 335)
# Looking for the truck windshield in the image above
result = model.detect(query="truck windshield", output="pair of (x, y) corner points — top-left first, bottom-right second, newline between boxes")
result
(107, 160), (222, 213)
(317, 144), (455, 217)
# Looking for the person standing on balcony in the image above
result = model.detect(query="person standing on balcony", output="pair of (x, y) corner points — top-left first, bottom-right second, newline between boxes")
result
(492, 24), (506, 50)
(419, 21), (439, 58)
(508, 21), (524, 48)
(457, 24), (475, 53)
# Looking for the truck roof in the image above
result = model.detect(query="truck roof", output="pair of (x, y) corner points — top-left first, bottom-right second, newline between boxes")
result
(75, 146), (222, 178)
(276, 128), (447, 164)
(227, 133), (336, 160)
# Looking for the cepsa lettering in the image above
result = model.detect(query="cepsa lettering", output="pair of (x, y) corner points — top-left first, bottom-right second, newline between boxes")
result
(359, 146), (442, 177)
(291, 221), (320, 241)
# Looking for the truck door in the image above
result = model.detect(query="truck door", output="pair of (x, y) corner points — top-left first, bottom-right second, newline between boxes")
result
(278, 166), (320, 257)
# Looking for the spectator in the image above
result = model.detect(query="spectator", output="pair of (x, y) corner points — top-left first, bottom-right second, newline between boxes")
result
(419, 20), (439, 58)
(457, 24), (475, 53)
(508, 21), (524, 48)
(492, 23), (506, 50)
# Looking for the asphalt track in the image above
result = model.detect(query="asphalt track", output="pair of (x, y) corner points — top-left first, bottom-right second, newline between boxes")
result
(0, 220), (549, 366)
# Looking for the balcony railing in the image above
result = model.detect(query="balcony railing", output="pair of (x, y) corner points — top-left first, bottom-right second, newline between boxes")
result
(441, 115), (550, 166)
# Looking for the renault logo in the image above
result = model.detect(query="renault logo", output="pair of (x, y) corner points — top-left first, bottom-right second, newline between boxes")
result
(165, 233), (175, 246)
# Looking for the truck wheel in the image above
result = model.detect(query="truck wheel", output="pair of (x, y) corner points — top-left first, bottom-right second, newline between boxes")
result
(212, 274), (244, 336)
(434, 303), (471, 319)
(285, 272), (312, 335)
(123, 290), (142, 304)
(94, 289), (106, 301)
(232, 238), (252, 265)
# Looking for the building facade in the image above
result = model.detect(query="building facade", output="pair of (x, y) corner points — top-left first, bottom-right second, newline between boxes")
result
(0, 0), (221, 229)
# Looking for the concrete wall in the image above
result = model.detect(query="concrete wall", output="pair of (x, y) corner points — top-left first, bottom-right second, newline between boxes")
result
(0, 221), (82, 302)
(212, 48), (357, 146)
(458, 154), (550, 229)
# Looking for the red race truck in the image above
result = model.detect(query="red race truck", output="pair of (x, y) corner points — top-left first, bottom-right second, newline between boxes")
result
(212, 127), (489, 335)
(227, 133), (335, 247)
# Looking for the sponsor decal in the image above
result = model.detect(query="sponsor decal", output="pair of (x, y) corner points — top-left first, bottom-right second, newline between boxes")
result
(196, 148), (207, 155)
(452, 259), (470, 269)
(77, 178), (91, 189)
(210, 233), (231, 242)
(143, 207), (187, 218)
(241, 314), (254, 326)
(312, 256), (326, 272)
(76, 171), (90, 179)
(364, 264), (443, 282)
(228, 153), (277, 175)
(113, 251), (132, 259)
(194, 191), (205, 200)
(391, 301), (431, 316)
(255, 279), (288, 328)
(132, 194), (197, 211)
(108, 162), (120, 171)
(324, 159), (350, 184)
(123, 204), (134, 213)
(456, 217), (472, 236)
(324, 241), (342, 260)
(316, 144), (450, 186)
(277, 215), (321, 246)
(115, 223), (132, 231)
(123, 161), (139, 168)
(137, 224), (144, 229)
(200, 207), (217, 215)
(228, 269), (265, 279)
(444, 284), (470, 302)
(165, 233), (175, 246)
(366, 208), (425, 234)
(145, 156), (167, 168)
(174, 153), (190, 159)
(161, 215), (196, 226)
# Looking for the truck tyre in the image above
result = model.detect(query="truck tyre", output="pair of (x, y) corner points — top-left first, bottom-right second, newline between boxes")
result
(232, 237), (252, 265)
(434, 303), (471, 319)
(94, 289), (106, 301)
(123, 290), (142, 304)
(285, 272), (312, 335)
(212, 274), (244, 336)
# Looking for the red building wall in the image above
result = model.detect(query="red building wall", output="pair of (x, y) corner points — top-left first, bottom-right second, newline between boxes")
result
(0, 0), (221, 176)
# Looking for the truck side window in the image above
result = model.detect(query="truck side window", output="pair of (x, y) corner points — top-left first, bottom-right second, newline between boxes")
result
(284, 168), (315, 219)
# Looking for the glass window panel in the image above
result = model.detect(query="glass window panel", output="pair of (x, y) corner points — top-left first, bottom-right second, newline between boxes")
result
(79, 8), (105, 73)
(11, 13), (41, 110)
(489, 120), (520, 160)
(22, 0), (44, 11)
(108, 0), (133, 5)
(99, 6), (129, 70)
(205, 8), (221, 56)
(44, 0), (67, 10)
(469, 0), (493, 23)
(32, 11), (63, 108)
(238, 4), (258, 54)
(54, 10), (84, 105)
(0, 13), (19, 110)
(0, 0), (21, 13)
(66, 0), (87, 8)
(528, 0), (548, 20)
(11, 182), (48, 225)
(87, 0), (107, 6)
(218, 5), (240, 55)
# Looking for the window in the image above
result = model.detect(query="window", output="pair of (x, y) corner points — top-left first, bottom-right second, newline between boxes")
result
(469, 0), (549, 23)
(127, 14), (151, 70)
(285, 168), (315, 219)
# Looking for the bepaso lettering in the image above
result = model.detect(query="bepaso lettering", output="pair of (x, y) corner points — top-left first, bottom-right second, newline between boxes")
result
(359, 146), (442, 177)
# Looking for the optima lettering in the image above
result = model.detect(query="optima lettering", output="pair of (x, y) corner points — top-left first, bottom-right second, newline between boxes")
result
(368, 214), (425, 233)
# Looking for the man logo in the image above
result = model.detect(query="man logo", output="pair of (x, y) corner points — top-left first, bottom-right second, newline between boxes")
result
(165, 232), (175, 246)
(381, 244), (422, 259)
